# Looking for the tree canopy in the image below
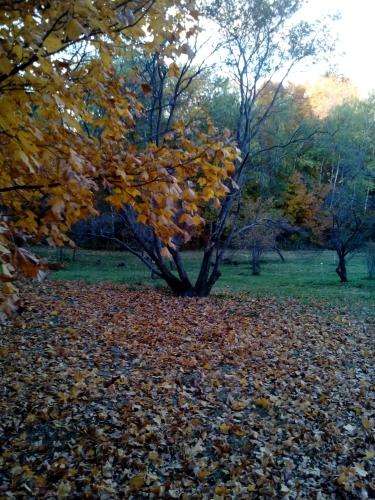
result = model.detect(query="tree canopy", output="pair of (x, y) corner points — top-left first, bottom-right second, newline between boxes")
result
(0, 0), (240, 319)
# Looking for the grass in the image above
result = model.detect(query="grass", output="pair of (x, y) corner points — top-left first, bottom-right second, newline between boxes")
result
(34, 247), (374, 315)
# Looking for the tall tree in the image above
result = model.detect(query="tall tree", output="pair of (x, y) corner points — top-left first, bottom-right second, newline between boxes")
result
(205, 0), (331, 157)
(0, 1), (238, 318)
(104, 0), (335, 297)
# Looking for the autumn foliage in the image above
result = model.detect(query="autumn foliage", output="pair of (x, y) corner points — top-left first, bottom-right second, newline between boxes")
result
(1, 281), (374, 497)
(0, 1), (238, 319)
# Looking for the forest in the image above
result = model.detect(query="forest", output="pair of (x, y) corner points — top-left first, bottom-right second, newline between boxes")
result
(0, 0), (374, 498)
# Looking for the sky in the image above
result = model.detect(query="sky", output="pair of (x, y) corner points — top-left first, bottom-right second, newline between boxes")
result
(294, 0), (375, 96)
(198, 0), (375, 98)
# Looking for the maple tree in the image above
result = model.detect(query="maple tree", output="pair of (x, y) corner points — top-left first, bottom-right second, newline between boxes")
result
(0, 1), (238, 319)
(283, 173), (323, 226)
(100, 0), (334, 298)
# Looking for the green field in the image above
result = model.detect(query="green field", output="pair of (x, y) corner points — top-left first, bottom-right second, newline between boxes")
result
(33, 247), (374, 315)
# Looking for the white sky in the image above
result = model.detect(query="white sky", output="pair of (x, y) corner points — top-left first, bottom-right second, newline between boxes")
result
(293, 0), (375, 96)
(198, 0), (375, 98)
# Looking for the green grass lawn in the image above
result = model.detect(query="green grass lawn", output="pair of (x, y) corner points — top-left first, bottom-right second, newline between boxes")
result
(34, 247), (374, 315)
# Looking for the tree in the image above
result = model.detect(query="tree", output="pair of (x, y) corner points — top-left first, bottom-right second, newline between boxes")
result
(313, 188), (373, 282)
(0, 1), (238, 319)
(95, 43), (241, 296)
(205, 0), (331, 157)
(105, 0), (334, 297)
(298, 94), (375, 282)
(366, 242), (375, 279)
(284, 172), (323, 226)
(306, 74), (359, 119)
(115, 30), (213, 146)
(230, 198), (290, 275)
(184, 0), (333, 290)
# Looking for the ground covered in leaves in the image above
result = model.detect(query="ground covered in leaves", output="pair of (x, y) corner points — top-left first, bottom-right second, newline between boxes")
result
(0, 282), (374, 499)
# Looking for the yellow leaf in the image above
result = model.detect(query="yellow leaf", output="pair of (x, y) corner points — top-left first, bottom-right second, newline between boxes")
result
(179, 213), (192, 224)
(23, 465), (34, 479)
(182, 188), (196, 201)
(25, 414), (37, 423)
(233, 426), (247, 437)
(34, 475), (47, 488)
(362, 417), (373, 430)
(213, 197), (221, 209)
(336, 472), (348, 486)
(137, 214), (148, 224)
(14, 150), (34, 173)
(192, 215), (203, 226)
(57, 480), (72, 498)
(57, 391), (69, 402)
(44, 34), (63, 52)
(148, 451), (159, 461)
(214, 485), (229, 496)
(219, 422), (230, 433)
(202, 187), (215, 201)
(129, 474), (145, 490)
(0, 57), (13, 74)
(168, 62), (180, 78)
(66, 19), (86, 40)
(254, 397), (271, 409)
(231, 400), (248, 411)
(12, 44), (23, 60)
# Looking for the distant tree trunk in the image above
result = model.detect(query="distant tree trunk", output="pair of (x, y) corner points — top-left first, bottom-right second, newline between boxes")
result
(57, 248), (64, 262)
(367, 243), (375, 279)
(274, 246), (285, 262)
(335, 251), (348, 282)
(250, 245), (262, 275)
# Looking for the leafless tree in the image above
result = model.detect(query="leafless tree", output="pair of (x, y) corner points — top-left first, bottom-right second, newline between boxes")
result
(317, 189), (373, 282)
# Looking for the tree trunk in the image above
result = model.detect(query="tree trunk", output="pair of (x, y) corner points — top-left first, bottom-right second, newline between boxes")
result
(179, 247), (222, 297)
(160, 271), (221, 297)
(251, 245), (261, 275)
(152, 259), (194, 295)
(252, 256), (261, 275)
(274, 246), (285, 262)
(336, 252), (348, 282)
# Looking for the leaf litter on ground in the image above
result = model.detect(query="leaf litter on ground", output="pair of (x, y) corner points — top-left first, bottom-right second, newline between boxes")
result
(0, 281), (374, 498)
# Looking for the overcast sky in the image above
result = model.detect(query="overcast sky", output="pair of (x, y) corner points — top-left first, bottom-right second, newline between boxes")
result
(295, 0), (375, 96)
